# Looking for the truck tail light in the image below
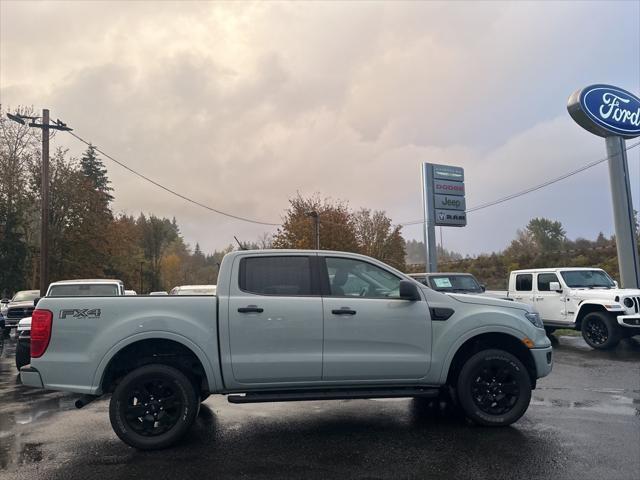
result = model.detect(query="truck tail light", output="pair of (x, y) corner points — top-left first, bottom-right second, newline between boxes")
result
(31, 309), (53, 358)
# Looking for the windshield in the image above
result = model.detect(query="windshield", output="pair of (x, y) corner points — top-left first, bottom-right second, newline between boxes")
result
(560, 270), (615, 288)
(48, 284), (120, 296)
(11, 291), (40, 302)
(428, 275), (482, 293)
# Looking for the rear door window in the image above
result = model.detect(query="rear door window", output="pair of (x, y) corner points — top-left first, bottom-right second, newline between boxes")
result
(239, 256), (314, 296)
(515, 274), (533, 291)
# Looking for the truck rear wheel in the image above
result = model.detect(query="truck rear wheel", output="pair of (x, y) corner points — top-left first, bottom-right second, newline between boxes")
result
(581, 312), (621, 350)
(456, 349), (531, 426)
(109, 364), (199, 450)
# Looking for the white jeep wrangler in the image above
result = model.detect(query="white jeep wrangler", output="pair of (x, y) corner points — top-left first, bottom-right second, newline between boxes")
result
(507, 267), (640, 349)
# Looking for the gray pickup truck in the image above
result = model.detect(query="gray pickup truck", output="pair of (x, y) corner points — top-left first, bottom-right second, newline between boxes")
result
(21, 250), (552, 450)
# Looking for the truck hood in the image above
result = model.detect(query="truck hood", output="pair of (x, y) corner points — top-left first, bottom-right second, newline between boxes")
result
(569, 288), (640, 302)
(448, 293), (530, 312)
(8, 300), (36, 309)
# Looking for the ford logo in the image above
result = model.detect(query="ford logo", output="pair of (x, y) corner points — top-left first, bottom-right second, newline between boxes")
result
(568, 84), (640, 138)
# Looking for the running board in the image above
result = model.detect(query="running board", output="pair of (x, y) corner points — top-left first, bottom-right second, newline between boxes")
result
(227, 387), (440, 404)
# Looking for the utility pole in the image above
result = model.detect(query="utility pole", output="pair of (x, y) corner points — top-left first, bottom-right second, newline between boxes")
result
(6, 110), (71, 294)
(306, 211), (320, 249)
(40, 109), (50, 294)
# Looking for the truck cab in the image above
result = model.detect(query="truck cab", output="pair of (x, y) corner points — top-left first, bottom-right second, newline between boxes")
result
(508, 267), (640, 349)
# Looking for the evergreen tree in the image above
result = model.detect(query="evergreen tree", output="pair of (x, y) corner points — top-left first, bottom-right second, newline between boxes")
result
(80, 144), (114, 202)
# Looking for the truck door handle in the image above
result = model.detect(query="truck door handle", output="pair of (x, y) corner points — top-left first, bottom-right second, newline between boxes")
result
(238, 306), (264, 313)
(332, 308), (356, 316)
(535, 296), (544, 300)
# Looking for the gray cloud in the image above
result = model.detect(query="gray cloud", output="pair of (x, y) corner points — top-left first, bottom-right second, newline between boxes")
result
(1, 1), (638, 256)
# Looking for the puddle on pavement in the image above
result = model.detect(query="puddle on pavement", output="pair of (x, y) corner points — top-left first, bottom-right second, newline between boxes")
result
(532, 391), (640, 416)
(0, 336), (79, 470)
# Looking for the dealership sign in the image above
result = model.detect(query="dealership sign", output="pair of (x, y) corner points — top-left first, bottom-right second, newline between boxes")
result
(568, 84), (640, 138)
(423, 163), (466, 227)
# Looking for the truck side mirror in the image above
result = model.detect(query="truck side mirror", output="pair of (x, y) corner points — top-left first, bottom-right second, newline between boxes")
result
(399, 280), (421, 301)
(480, 284), (486, 292)
(33, 297), (41, 307)
(614, 280), (618, 288)
(549, 282), (562, 293)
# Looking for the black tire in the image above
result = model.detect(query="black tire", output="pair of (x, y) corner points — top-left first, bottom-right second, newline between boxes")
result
(109, 364), (199, 450)
(15, 339), (30, 371)
(581, 312), (621, 350)
(456, 349), (531, 426)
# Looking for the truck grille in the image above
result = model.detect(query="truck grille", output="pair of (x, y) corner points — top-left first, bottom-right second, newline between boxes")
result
(7, 307), (34, 319)
(631, 297), (640, 314)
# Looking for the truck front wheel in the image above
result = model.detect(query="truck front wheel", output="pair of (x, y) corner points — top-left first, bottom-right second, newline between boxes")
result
(456, 349), (531, 426)
(109, 364), (199, 450)
(581, 312), (621, 350)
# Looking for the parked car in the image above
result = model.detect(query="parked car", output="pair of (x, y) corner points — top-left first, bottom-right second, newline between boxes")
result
(15, 317), (31, 370)
(1, 297), (10, 317)
(125, 290), (137, 296)
(4, 290), (40, 333)
(409, 272), (512, 300)
(15, 279), (126, 370)
(149, 291), (168, 296)
(409, 272), (486, 293)
(22, 250), (551, 450)
(507, 267), (640, 349)
(169, 285), (216, 295)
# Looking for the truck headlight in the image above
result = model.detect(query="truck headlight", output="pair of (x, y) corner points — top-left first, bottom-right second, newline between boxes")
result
(525, 312), (544, 329)
(623, 297), (634, 308)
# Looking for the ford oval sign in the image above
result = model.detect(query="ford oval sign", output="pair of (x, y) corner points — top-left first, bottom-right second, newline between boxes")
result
(568, 84), (640, 138)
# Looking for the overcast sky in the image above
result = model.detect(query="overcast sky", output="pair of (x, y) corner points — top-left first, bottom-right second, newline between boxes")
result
(1, 1), (639, 257)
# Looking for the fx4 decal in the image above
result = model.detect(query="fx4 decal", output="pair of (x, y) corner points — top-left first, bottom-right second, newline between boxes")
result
(59, 309), (101, 319)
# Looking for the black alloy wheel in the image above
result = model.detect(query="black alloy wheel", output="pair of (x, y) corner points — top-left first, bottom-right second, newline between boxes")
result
(457, 349), (531, 426)
(109, 364), (198, 450)
(581, 312), (621, 350)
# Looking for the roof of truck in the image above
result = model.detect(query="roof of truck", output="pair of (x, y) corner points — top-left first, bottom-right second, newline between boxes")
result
(510, 267), (605, 274)
(49, 279), (124, 285)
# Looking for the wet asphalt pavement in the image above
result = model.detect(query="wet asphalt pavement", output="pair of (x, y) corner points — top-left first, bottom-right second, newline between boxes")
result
(0, 333), (638, 480)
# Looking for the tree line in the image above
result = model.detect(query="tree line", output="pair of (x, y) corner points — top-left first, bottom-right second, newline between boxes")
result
(406, 217), (638, 289)
(2, 105), (636, 295)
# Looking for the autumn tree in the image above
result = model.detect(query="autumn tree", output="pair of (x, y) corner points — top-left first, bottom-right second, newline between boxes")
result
(353, 209), (406, 270)
(0, 106), (40, 293)
(272, 194), (359, 252)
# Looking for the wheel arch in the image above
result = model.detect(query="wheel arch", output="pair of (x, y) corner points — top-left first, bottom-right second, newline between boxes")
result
(444, 332), (538, 389)
(93, 332), (218, 395)
(574, 302), (610, 330)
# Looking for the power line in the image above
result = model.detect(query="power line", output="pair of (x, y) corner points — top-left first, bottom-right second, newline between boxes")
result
(66, 129), (639, 229)
(67, 131), (281, 227)
(400, 140), (640, 226)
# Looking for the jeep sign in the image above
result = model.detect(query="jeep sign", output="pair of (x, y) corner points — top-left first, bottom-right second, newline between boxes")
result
(434, 194), (465, 211)
(568, 84), (640, 138)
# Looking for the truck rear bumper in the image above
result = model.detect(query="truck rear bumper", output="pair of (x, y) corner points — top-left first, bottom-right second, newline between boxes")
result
(20, 365), (44, 389)
(617, 314), (640, 328)
(531, 346), (553, 379)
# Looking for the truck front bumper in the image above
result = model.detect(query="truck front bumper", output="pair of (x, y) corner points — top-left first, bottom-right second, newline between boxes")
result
(20, 365), (44, 389)
(531, 346), (553, 379)
(617, 314), (640, 328)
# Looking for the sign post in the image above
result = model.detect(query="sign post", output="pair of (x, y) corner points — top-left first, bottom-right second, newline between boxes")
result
(568, 84), (640, 288)
(422, 163), (466, 272)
